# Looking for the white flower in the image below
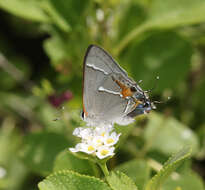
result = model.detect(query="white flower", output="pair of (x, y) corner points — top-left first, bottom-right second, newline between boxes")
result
(92, 136), (104, 148)
(69, 142), (96, 154)
(94, 125), (113, 137)
(69, 125), (120, 159)
(79, 142), (96, 154)
(73, 127), (93, 140)
(104, 132), (121, 146)
(96, 146), (115, 159)
(73, 127), (83, 137)
(69, 143), (83, 153)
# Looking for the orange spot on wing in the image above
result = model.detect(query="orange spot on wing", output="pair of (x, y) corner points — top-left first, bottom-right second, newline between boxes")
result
(115, 79), (143, 110)
(121, 88), (133, 98)
(115, 80), (134, 98)
(83, 103), (88, 117)
(115, 80), (125, 90)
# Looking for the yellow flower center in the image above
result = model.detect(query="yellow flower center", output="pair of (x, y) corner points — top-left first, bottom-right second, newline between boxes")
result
(88, 146), (95, 151)
(106, 138), (114, 144)
(100, 149), (109, 156)
(101, 132), (105, 137)
(96, 139), (103, 147)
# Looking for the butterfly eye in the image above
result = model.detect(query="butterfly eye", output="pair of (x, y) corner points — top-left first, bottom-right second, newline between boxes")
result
(144, 101), (151, 107)
(130, 86), (137, 92)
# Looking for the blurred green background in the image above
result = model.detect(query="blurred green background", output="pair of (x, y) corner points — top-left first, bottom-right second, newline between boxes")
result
(0, 0), (205, 189)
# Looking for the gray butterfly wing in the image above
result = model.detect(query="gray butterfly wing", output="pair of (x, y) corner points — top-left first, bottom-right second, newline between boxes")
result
(83, 45), (135, 126)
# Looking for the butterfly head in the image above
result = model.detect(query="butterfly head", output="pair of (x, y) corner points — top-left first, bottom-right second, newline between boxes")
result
(127, 86), (155, 117)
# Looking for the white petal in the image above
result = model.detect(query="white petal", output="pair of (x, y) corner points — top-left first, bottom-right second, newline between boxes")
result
(73, 127), (83, 137)
(92, 136), (104, 147)
(104, 132), (121, 146)
(69, 143), (83, 153)
(94, 126), (112, 137)
(96, 146), (115, 159)
(69, 147), (78, 153)
(80, 128), (93, 140)
(73, 127), (94, 140)
(80, 143), (96, 154)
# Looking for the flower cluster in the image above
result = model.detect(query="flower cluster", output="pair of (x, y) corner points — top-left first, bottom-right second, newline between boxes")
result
(69, 126), (121, 159)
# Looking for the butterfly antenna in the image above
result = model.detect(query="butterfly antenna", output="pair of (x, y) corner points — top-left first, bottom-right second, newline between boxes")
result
(144, 76), (160, 93)
(153, 97), (171, 104)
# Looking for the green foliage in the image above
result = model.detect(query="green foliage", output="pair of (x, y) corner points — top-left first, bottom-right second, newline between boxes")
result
(43, 35), (69, 66)
(106, 171), (138, 190)
(20, 131), (71, 176)
(163, 170), (204, 190)
(40, 1), (71, 32)
(53, 150), (99, 176)
(0, 0), (205, 189)
(114, 0), (205, 54)
(0, 0), (50, 22)
(143, 113), (199, 155)
(115, 159), (150, 190)
(126, 32), (193, 91)
(147, 0), (205, 29)
(145, 146), (192, 190)
(0, 118), (28, 190)
(47, 0), (89, 28)
(38, 170), (112, 190)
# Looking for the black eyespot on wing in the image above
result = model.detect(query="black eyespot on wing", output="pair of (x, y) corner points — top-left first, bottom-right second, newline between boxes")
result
(81, 110), (84, 119)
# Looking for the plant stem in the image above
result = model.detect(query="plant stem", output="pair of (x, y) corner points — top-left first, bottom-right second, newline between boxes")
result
(147, 158), (180, 179)
(147, 158), (162, 172)
(113, 23), (149, 56)
(98, 162), (109, 177)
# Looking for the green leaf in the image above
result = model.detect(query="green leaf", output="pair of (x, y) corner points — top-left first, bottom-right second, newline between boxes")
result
(114, 0), (205, 55)
(162, 170), (204, 190)
(0, 118), (21, 165)
(38, 170), (112, 190)
(193, 77), (205, 113)
(145, 146), (192, 190)
(0, 0), (50, 22)
(1, 158), (28, 190)
(115, 159), (150, 190)
(48, 0), (90, 28)
(106, 171), (138, 190)
(43, 35), (68, 65)
(114, 122), (135, 147)
(116, 2), (146, 40)
(196, 124), (205, 159)
(0, 92), (39, 121)
(40, 1), (71, 32)
(147, 0), (205, 29)
(0, 118), (28, 190)
(20, 131), (71, 176)
(0, 52), (31, 90)
(124, 32), (193, 92)
(53, 150), (99, 176)
(143, 113), (199, 155)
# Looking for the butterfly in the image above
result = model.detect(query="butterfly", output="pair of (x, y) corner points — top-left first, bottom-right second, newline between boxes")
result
(82, 45), (155, 127)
